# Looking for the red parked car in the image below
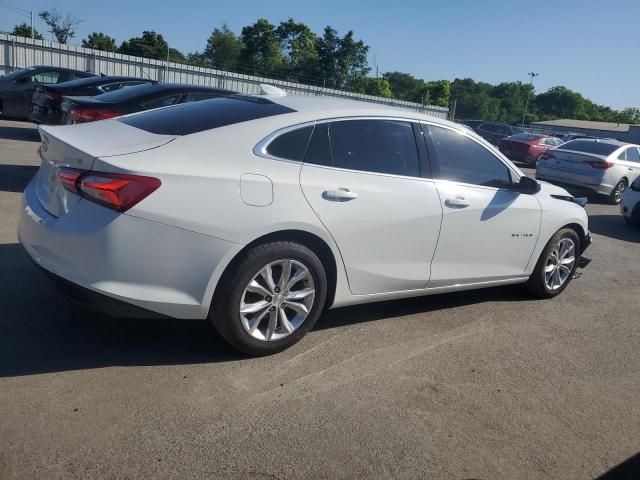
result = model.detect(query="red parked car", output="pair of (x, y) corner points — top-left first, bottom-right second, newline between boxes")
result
(498, 133), (564, 166)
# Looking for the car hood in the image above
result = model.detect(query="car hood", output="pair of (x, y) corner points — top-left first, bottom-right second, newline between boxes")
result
(537, 180), (571, 197)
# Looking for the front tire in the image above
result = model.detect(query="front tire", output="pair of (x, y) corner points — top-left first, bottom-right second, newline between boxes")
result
(526, 228), (580, 299)
(211, 241), (327, 356)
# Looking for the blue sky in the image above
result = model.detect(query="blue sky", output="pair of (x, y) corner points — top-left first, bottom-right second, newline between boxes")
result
(2, 0), (638, 109)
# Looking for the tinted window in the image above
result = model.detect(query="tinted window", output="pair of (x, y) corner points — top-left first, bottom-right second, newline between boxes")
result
(95, 83), (159, 102)
(141, 94), (181, 110)
(480, 124), (497, 133)
(100, 82), (122, 93)
(328, 120), (420, 177)
(560, 140), (620, 155)
(304, 123), (331, 166)
(120, 96), (295, 136)
(266, 126), (313, 161)
(32, 71), (63, 84)
(428, 125), (512, 188)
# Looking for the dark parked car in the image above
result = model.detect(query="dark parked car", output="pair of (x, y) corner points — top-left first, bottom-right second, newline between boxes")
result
(0, 66), (94, 120)
(475, 122), (525, 145)
(29, 76), (153, 125)
(498, 133), (564, 166)
(60, 83), (237, 124)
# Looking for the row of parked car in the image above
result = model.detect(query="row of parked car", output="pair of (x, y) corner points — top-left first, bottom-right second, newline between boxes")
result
(459, 120), (640, 222)
(0, 65), (235, 125)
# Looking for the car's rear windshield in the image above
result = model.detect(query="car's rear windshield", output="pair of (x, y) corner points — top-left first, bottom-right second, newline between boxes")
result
(94, 83), (158, 102)
(120, 96), (296, 135)
(558, 140), (621, 155)
(510, 133), (542, 141)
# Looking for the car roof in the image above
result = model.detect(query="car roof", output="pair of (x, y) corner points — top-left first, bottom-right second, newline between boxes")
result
(268, 94), (458, 128)
(561, 137), (628, 147)
(51, 76), (151, 88)
(32, 65), (94, 74)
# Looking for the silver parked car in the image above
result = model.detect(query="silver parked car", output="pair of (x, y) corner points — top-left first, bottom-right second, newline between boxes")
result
(536, 138), (640, 204)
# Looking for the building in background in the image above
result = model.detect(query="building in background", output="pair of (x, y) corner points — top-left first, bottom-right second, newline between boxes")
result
(530, 119), (640, 144)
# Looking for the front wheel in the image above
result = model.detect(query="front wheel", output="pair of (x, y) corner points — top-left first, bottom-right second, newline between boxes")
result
(526, 228), (580, 299)
(211, 241), (327, 356)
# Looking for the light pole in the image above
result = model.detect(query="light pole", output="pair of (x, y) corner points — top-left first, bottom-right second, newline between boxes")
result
(0, 2), (35, 39)
(521, 72), (539, 127)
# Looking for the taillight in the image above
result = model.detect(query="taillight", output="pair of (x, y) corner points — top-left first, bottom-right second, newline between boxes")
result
(584, 160), (615, 169)
(539, 152), (555, 161)
(45, 91), (63, 101)
(57, 169), (160, 212)
(69, 108), (120, 123)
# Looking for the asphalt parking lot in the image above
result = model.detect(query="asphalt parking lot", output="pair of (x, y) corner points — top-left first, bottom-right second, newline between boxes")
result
(1, 119), (639, 479)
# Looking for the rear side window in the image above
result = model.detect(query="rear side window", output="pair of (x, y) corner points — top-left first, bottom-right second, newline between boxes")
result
(121, 96), (296, 135)
(560, 140), (620, 155)
(622, 147), (640, 163)
(141, 94), (181, 110)
(266, 126), (313, 161)
(428, 125), (512, 188)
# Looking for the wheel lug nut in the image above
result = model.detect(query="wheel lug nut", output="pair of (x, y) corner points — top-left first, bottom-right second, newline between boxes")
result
(266, 296), (272, 302)
(269, 306), (275, 311)
(274, 287), (280, 293)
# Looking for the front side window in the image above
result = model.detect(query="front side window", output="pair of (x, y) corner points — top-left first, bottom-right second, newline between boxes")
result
(428, 125), (512, 188)
(328, 120), (420, 177)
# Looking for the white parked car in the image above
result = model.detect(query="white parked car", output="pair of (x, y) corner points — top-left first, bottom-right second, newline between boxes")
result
(19, 92), (591, 355)
(621, 177), (640, 225)
(536, 138), (640, 204)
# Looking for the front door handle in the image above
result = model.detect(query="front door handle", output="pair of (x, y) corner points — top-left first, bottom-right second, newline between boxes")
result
(322, 188), (359, 202)
(445, 196), (470, 208)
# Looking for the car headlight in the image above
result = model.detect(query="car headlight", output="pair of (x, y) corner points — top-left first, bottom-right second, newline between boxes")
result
(631, 177), (640, 192)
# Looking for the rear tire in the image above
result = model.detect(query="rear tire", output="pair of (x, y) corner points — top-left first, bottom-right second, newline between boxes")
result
(609, 179), (627, 205)
(211, 241), (327, 356)
(526, 228), (581, 299)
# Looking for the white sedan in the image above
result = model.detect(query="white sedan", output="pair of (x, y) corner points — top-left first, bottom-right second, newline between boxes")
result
(19, 91), (591, 355)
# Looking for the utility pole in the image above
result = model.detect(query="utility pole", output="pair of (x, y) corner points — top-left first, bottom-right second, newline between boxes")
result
(0, 2), (35, 39)
(521, 72), (539, 127)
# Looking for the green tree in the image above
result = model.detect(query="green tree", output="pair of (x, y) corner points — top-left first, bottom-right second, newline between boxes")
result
(238, 19), (283, 76)
(10, 23), (44, 40)
(203, 24), (243, 70)
(383, 71), (423, 102)
(119, 31), (184, 62)
(275, 19), (318, 81)
(419, 80), (451, 107)
(450, 78), (500, 120)
(38, 9), (82, 44)
(82, 32), (117, 52)
(350, 77), (392, 97)
(316, 27), (369, 89)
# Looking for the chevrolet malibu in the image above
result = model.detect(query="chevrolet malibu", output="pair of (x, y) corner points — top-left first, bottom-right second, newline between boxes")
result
(19, 91), (591, 355)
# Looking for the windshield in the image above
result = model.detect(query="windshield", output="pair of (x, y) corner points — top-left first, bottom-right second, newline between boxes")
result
(1, 67), (36, 80)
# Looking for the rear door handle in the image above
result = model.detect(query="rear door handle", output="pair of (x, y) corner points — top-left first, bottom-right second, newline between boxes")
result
(322, 188), (359, 202)
(445, 196), (470, 208)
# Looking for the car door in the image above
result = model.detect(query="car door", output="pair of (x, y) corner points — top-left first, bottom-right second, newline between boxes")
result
(618, 146), (640, 185)
(10, 69), (67, 118)
(424, 124), (541, 287)
(299, 119), (443, 295)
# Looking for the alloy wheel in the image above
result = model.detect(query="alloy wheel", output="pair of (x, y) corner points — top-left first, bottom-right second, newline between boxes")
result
(239, 259), (316, 341)
(544, 238), (576, 291)
(614, 181), (626, 203)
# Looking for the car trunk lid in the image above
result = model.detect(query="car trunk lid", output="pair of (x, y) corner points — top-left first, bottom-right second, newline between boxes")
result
(543, 149), (606, 173)
(35, 121), (176, 217)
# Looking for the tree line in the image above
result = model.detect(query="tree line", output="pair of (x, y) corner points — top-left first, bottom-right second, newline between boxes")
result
(7, 13), (639, 125)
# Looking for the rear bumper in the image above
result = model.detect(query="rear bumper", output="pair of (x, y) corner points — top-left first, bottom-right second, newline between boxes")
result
(535, 164), (614, 196)
(18, 177), (239, 319)
(535, 174), (611, 196)
(28, 105), (62, 125)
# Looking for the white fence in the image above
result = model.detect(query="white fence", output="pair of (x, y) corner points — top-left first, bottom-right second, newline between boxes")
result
(0, 33), (449, 118)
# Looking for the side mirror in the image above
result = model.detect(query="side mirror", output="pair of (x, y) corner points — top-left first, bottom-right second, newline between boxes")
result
(512, 176), (541, 194)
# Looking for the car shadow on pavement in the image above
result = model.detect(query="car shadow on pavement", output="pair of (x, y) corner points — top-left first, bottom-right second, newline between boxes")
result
(588, 214), (640, 243)
(596, 452), (640, 480)
(0, 124), (40, 141)
(0, 242), (533, 378)
(0, 164), (38, 193)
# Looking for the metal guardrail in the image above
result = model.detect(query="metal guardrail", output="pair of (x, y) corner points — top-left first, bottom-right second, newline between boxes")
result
(0, 33), (450, 119)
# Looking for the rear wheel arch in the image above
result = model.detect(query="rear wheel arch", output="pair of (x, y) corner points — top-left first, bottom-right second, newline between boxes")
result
(211, 229), (338, 314)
